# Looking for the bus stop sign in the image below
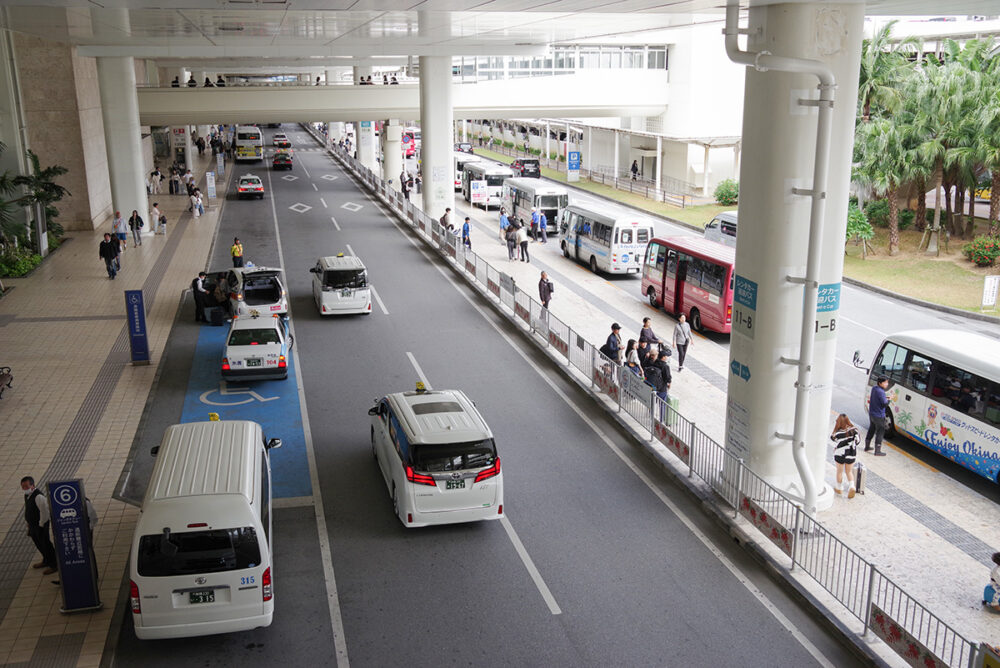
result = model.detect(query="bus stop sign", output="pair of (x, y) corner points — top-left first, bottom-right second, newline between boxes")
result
(48, 479), (102, 613)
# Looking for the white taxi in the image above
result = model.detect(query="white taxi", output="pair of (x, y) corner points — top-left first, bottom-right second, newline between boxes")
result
(221, 314), (293, 381)
(225, 266), (288, 318)
(368, 383), (503, 527)
(309, 254), (372, 316)
(237, 174), (265, 200)
(272, 133), (288, 146)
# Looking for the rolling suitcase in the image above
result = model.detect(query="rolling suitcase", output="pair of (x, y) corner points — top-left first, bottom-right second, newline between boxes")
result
(209, 307), (224, 327)
(854, 461), (867, 495)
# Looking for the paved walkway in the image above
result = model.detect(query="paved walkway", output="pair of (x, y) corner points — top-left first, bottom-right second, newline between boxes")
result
(0, 150), (228, 666)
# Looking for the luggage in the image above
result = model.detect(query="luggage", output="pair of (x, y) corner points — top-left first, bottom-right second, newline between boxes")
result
(209, 307), (224, 327)
(854, 461), (867, 495)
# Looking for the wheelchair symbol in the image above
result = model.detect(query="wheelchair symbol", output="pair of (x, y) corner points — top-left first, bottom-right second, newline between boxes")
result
(199, 381), (279, 406)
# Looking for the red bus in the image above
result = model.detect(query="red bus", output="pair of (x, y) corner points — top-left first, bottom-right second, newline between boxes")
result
(641, 236), (735, 333)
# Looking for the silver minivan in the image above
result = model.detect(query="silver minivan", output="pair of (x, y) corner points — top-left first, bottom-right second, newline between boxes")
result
(703, 211), (738, 248)
(129, 420), (281, 639)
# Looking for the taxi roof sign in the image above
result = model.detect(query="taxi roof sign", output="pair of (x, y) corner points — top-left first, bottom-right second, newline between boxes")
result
(415, 381), (426, 393)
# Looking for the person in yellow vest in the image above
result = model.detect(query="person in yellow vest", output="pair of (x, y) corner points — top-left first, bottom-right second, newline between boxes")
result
(231, 237), (244, 267)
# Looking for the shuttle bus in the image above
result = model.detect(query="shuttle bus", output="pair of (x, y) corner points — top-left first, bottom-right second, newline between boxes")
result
(453, 152), (481, 191)
(235, 125), (264, 162)
(501, 178), (569, 233)
(641, 236), (735, 333)
(855, 330), (1000, 484)
(559, 202), (654, 275)
(462, 162), (513, 210)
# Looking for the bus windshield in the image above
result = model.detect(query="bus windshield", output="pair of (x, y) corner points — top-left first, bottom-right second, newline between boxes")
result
(486, 175), (507, 187)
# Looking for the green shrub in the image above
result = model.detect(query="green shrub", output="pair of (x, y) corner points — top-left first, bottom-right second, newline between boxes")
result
(963, 235), (1000, 267)
(502, 141), (514, 149)
(714, 179), (739, 206)
(865, 199), (890, 228)
(898, 209), (915, 230)
(558, 154), (566, 162)
(549, 152), (558, 161)
(846, 202), (873, 242)
(0, 246), (42, 276)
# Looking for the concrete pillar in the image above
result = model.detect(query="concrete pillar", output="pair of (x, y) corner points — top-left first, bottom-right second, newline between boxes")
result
(586, 130), (592, 175)
(461, 119), (467, 142)
(325, 68), (337, 85)
(353, 65), (371, 86)
(96, 56), (148, 235)
(355, 120), (377, 171)
(655, 136), (662, 194)
(419, 55), (455, 218)
(702, 144), (711, 196)
(145, 60), (159, 86)
(613, 130), (619, 178)
(733, 142), (742, 178)
(382, 119), (402, 190)
(724, 3), (864, 510)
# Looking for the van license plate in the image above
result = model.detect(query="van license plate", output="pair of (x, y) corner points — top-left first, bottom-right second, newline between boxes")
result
(246, 358), (261, 367)
(446, 480), (465, 490)
(189, 590), (215, 604)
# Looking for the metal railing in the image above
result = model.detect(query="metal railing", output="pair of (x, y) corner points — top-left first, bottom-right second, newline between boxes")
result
(311, 126), (983, 668)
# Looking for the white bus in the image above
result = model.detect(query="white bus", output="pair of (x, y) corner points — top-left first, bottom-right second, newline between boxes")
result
(559, 203), (654, 275)
(854, 330), (1000, 484)
(501, 178), (569, 234)
(453, 151), (481, 191)
(235, 125), (263, 162)
(462, 162), (513, 210)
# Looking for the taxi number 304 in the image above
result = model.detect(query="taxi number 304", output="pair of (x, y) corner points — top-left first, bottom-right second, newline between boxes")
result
(446, 480), (465, 490)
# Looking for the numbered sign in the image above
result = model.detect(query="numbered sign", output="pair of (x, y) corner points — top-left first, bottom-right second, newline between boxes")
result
(48, 479), (102, 613)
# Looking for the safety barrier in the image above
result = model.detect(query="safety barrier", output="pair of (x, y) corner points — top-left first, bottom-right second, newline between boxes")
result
(313, 130), (983, 668)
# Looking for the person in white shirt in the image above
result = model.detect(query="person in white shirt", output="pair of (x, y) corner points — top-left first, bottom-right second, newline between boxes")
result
(150, 203), (163, 234)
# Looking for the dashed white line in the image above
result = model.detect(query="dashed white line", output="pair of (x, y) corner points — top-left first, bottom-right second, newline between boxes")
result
(370, 286), (389, 315)
(320, 197), (328, 208)
(312, 183), (319, 191)
(331, 216), (341, 231)
(499, 517), (562, 615)
(405, 352), (431, 389)
(345, 243), (355, 256)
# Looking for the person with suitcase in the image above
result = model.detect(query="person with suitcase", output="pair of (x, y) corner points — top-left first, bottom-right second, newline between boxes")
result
(830, 413), (859, 498)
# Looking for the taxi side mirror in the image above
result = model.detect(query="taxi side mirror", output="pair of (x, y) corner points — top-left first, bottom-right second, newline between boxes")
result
(150, 446), (160, 457)
(368, 406), (379, 416)
(309, 267), (320, 274)
(267, 438), (282, 450)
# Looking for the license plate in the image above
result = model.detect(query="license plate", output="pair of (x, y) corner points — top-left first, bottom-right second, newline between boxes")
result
(246, 358), (261, 367)
(341, 288), (351, 297)
(446, 480), (465, 490)
(189, 590), (215, 604)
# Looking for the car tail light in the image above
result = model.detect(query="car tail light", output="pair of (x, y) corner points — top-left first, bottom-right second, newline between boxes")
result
(405, 466), (436, 487)
(262, 567), (272, 602)
(367, 303), (371, 311)
(407, 513), (413, 523)
(726, 304), (732, 323)
(221, 357), (231, 371)
(187, 523), (208, 528)
(498, 504), (503, 515)
(130, 580), (141, 613)
(474, 458), (501, 483)
(278, 355), (286, 368)
(322, 305), (327, 313)
(236, 293), (244, 301)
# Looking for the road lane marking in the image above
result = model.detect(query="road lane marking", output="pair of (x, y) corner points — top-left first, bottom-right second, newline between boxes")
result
(312, 183), (319, 191)
(368, 186), (835, 663)
(345, 243), (355, 256)
(839, 315), (885, 337)
(500, 516), (562, 615)
(331, 216), (341, 231)
(299, 160), (312, 179)
(405, 352), (431, 389)
(265, 168), (350, 668)
(370, 286), (389, 315)
(320, 197), (328, 208)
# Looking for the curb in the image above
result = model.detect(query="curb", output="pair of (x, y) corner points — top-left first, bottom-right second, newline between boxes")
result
(842, 275), (998, 323)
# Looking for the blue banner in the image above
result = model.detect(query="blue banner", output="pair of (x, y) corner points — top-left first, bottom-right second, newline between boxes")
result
(125, 290), (150, 364)
(48, 479), (102, 612)
(816, 282), (841, 312)
(733, 275), (758, 310)
(567, 151), (581, 170)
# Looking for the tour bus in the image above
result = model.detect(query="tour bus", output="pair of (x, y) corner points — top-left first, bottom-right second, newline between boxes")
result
(641, 236), (735, 334)
(462, 162), (513, 210)
(559, 202), (654, 275)
(235, 125), (264, 162)
(854, 330), (1000, 484)
(501, 178), (569, 234)
(453, 151), (481, 191)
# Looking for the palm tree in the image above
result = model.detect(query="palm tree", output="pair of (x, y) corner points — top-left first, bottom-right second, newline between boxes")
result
(857, 20), (919, 122)
(976, 55), (1000, 235)
(0, 144), (69, 250)
(855, 116), (913, 255)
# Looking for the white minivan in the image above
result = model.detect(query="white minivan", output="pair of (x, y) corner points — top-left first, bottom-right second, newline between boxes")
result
(309, 254), (372, 315)
(703, 211), (737, 248)
(129, 420), (282, 639)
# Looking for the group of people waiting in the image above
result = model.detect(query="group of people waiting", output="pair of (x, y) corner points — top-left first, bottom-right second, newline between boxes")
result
(171, 75), (227, 87)
(357, 75), (398, 85)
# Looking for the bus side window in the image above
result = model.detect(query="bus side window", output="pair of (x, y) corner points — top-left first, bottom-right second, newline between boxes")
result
(620, 229), (633, 244)
(656, 245), (666, 270)
(701, 262), (724, 295)
(873, 342), (907, 383)
(904, 353), (932, 393)
(646, 243), (660, 264)
(665, 250), (678, 278)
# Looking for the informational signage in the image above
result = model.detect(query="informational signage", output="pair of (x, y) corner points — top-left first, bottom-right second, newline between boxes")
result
(814, 281), (840, 340)
(983, 275), (1000, 311)
(732, 274), (758, 340)
(567, 151), (581, 183)
(48, 479), (101, 613)
(125, 290), (150, 365)
(470, 179), (488, 205)
(216, 152), (225, 175)
(206, 171), (217, 199)
(725, 396), (751, 459)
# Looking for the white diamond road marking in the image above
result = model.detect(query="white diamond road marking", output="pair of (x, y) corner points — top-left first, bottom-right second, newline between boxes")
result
(321, 174), (339, 181)
(341, 202), (362, 212)
(281, 174), (299, 182)
(289, 203), (313, 214)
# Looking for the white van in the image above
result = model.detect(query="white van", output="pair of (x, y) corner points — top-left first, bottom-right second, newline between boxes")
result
(703, 211), (737, 248)
(130, 421), (282, 639)
(309, 254), (372, 315)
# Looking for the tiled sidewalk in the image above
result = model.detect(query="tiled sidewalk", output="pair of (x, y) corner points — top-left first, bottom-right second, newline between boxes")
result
(0, 151), (228, 667)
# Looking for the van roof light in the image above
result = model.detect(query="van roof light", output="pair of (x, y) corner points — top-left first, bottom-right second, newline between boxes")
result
(415, 381), (426, 393)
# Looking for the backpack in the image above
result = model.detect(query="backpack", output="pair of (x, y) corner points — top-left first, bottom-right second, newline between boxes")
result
(644, 364), (663, 392)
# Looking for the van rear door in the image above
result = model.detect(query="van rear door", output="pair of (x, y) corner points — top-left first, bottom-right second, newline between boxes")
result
(409, 441), (499, 513)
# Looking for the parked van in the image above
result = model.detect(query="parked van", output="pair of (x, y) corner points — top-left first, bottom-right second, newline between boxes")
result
(703, 211), (737, 248)
(129, 420), (282, 639)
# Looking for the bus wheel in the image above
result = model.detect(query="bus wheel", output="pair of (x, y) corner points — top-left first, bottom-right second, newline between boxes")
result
(647, 288), (657, 308)
(884, 412), (895, 442)
(562, 242), (569, 258)
(590, 256), (598, 274)
(690, 309), (703, 332)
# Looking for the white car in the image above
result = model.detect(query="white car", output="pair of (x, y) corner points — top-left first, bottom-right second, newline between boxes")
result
(221, 313), (292, 381)
(237, 174), (265, 199)
(272, 133), (288, 146)
(309, 255), (372, 315)
(225, 266), (288, 317)
(368, 384), (503, 528)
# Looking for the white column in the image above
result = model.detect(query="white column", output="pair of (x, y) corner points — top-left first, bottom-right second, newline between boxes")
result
(702, 144), (711, 196)
(353, 65), (372, 85)
(356, 120), (377, 171)
(325, 68), (337, 85)
(97, 56), (148, 232)
(613, 130), (619, 179)
(176, 68), (189, 87)
(545, 122), (550, 161)
(655, 135), (662, 195)
(419, 56), (455, 218)
(587, 130), (592, 175)
(462, 119), (467, 142)
(382, 120), (402, 190)
(724, 3), (864, 510)
(733, 142), (742, 178)
(145, 60), (159, 86)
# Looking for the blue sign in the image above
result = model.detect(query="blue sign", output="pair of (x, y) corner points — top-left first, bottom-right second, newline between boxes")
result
(734, 275), (758, 310)
(730, 360), (751, 382)
(567, 151), (581, 170)
(48, 479), (102, 612)
(816, 282), (841, 312)
(125, 290), (150, 364)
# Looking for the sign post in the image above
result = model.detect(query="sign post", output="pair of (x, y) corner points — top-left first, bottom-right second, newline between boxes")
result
(206, 171), (217, 201)
(470, 179), (488, 206)
(567, 151), (581, 183)
(982, 275), (999, 313)
(125, 290), (150, 365)
(48, 479), (102, 613)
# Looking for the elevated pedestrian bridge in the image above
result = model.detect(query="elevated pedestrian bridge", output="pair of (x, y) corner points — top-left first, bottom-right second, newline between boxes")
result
(137, 70), (669, 126)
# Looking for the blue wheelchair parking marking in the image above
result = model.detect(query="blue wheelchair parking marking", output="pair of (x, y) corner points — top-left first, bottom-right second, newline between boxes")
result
(181, 324), (312, 498)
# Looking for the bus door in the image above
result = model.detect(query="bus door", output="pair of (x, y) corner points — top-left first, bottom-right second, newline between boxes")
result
(575, 217), (589, 262)
(664, 249), (682, 314)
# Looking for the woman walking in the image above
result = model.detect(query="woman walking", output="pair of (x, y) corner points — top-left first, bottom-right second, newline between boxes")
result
(128, 210), (144, 247)
(830, 414), (859, 498)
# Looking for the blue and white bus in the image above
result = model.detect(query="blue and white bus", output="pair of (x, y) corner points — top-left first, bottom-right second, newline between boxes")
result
(856, 329), (1000, 484)
(558, 202), (654, 275)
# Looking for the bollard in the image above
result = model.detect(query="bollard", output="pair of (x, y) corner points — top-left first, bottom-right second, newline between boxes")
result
(734, 459), (745, 519)
(862, 562), (877, 639)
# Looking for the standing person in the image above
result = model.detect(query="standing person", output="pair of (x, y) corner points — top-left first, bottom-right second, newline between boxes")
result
(170, 167), (181, 195)
(186, 75), (197, 87)
(984, 552), (1000, 610)
(439, 207), (451, 228)
(192, 272), (209, 322)
(505, 222), (518, 261)
(516, 221), (530, 262)
(190, 189), (200, 218)
(539, 211), (548, 243)
(231, 237), (244, 267)
(21, 476), (57, 575)
(499, 208), (510, 242)
(127, 210), (144, 247)
(530, 207), (540, 242)
(830, 414), (859, 498)
(538, 271), (553, 309)
(461, 217), (472, 250)
(150, 167), (162, 194)
(195, 189), (205, 216)
(630, 160), (639, 180)
(150, 202), (162, 235)
(112, 211), (128, 253)
(183, 169), (195, 196)
(650, 350), (672, 418)
(170, 76), (180, 88)
(98, 233), (120, 279)
(864, 376), (890, 456)
(599, 323), (623, 363)
(673, 314), (693, 371)
(639, 317), (663, 351)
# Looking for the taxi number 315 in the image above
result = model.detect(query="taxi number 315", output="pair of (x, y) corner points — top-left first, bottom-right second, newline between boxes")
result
(240, 576), (255, 585)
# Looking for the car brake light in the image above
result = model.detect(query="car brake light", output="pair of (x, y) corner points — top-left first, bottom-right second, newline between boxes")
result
(236, 293), (244, 301)
(221, 357), (231, 371)
(474, 458), (501, 483)
(187, 523), (208, 528)
(278, 355), (286, 368)
(726, 304), (732, 323)
(262, 567), (272, 602)
(407, 513), (413, 523)
(405, 466), (436, 487)
(498, 504), (503, 515)
(130, 580), (141, 613)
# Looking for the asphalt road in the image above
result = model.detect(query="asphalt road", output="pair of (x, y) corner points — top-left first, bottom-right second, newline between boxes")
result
(112, 126), (864, 667)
